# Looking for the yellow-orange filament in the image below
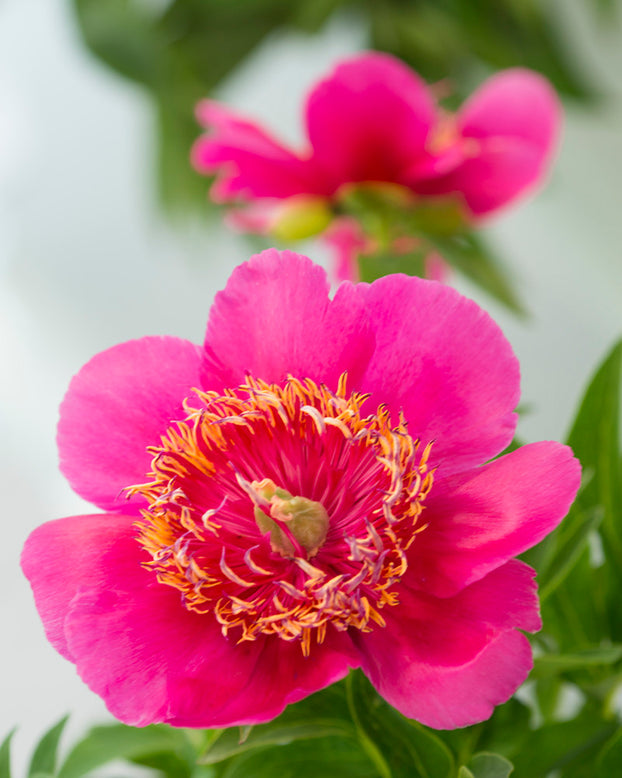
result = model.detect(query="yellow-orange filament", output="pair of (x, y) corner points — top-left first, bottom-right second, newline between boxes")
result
(129, 373), (434, 656)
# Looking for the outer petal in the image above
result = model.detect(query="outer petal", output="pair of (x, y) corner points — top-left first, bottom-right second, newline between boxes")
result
(354, 560), (538, 728)
(357, 274), (520, 475)
(359, 628), (532, 730)
(191, 101), (327, 201)
(202, 249), (375, 392)
(458, 68), (561, 154)
(62, 527), (359, 727)
(414, 69), (561, 216)
(413, 138), (551, 216)
(20, 513), (138, 660)
(58, 336), (203, 512)
(305, 52), (436, 188)
(409, 441), (581, 597)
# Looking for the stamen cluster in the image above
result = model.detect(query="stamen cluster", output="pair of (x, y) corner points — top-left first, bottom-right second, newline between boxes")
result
(131, 373), (433, 655)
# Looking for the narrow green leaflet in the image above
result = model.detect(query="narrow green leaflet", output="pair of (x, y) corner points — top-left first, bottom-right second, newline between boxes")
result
(428, 233), (524, 315)
(346, 671), (454, 778)
(595, 728), (622, 777)
(537, 505), (602, 600)
(567, 341), (622, 575)
(28, 716), (69, 778)
(0, 731), (14, 778)
(57, 723), (194, 778)
(214, 736), (376, 778)
(531, 646), (622, 679)
(510, 702), (617, 777)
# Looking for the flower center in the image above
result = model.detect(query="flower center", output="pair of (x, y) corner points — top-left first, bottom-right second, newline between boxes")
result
(129, 373), (433, 656)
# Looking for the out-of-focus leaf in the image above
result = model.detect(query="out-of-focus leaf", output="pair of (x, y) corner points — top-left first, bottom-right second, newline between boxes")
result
(28, 716), (69, 778)
(358, 250), (427, 282)
(510, 701), (616, 777)
(567, 341), (622, 571)
(369, 0), (593, 100)
(595, 728), (622, 777)
(537, 505), (602, 600)
(200, 682), (353, 765)
(531, 646), (622, 679)
(0, 731), (13, 778)
(467, 752), (514, 778)
(215, 737), (376, 778)
(346, 671), (454, 778)
(429, 233), (524, 315)
(57, 723), (193, 778)
(72, 0), (165, 85)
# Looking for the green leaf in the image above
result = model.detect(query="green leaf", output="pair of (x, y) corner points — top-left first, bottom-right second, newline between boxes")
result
(57, 723), (193, 778)
(28, 716), (69, 778)
(346, 671), (454, 778)
(458, 769), (476, 778)
(0, 731), (14, 778)
(216, 736), (376, 778)
(428, 233), (525, 315)
(467, 752), (514, 778)
(201, 682), (353, 765)
(358, 250), (427, 282)
(595, 728), (622, 777)
(537, 504), (603, 600)
(531, 646), (622, 679)
(510, 701), (617, 777)
(567, 341), (622, 571)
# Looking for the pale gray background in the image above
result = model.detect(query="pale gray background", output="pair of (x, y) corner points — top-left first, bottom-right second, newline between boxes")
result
(1, 0), (621, 773)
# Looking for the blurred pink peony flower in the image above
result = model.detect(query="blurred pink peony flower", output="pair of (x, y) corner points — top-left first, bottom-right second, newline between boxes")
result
(192, 52), (561, 219)
(23, 250), (579, 730)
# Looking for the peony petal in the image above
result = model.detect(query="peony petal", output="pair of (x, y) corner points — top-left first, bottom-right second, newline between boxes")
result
(202, 249), (375, 392)
(358, 627), (532, 729)
(58, 336), (203, 512)
(192, 100), (326, 201)
(356, 559), (539, 667)
(413, 137), (551, 216)
(356, 274), (520, 475)
(322, 216), (368, 283)
(20, 513), (139, 660)
(305, 52), (436, 188)
(409, 441), (581, 596)
(458, 68), (561, 153)
(63, 531), (359, 727)
(414, 69), (561, 216)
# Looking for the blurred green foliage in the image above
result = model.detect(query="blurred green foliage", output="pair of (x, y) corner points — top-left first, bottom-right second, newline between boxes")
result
(71, 0), (608, 212)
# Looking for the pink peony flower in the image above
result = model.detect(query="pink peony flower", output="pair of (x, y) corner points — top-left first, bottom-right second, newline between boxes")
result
(192, 53), (561, 219)
(22, 250), (579, 730)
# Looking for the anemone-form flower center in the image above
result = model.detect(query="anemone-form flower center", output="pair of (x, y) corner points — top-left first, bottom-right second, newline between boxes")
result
(130, 373), (434, 656)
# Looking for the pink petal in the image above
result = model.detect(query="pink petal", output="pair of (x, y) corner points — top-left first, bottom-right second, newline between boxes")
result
(409, 441), (581, 597)
(355, 561), (538, 727)
(322, 217), (369, 283)
(20, 513), (139, 660)
(359, 628), (532, 729)
(458, 68), (561, 153)
(305, 52), (436, 188)
(58, 336), (203, 512)
(413, 137), (552, 216)
(203, 249), (374, 392)
(414, 69), (561, 216)
(357, 274), (520, 475)
(191, 101), (326, 201)
(63, 533), (358, 727)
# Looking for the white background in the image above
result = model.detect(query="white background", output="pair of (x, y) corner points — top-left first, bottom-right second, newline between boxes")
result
(1, 0), (621, 773)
